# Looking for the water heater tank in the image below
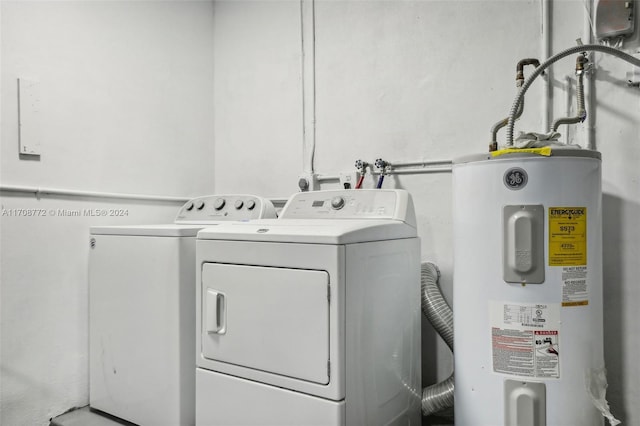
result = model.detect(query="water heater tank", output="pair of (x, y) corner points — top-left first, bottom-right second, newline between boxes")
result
(452, 149), (604, 426)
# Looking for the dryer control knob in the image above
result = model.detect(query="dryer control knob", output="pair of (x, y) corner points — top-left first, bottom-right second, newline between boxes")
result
(246, 200), (256, 210)
(331, 196), (345, 210)
(185, 202), (194, 211)
(213, 198), (226, 210)
(234, 200), (244, 210)
(195, 200), (205, 210)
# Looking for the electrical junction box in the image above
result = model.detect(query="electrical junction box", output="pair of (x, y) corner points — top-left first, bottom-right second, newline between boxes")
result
(18, 78), (41, 156)
(594, 0), (635, 40)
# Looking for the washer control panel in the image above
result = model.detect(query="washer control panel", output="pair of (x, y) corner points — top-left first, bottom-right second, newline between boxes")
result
(280, 189), (416, 226)
(175, 195), (276, 223)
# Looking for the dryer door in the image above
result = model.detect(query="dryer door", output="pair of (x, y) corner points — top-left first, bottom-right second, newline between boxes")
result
(201, 263), (330, 385)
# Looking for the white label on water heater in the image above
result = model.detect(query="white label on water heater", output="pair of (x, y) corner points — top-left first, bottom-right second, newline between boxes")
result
(490, 301), (560, 379)
(561, 266), (589, 307)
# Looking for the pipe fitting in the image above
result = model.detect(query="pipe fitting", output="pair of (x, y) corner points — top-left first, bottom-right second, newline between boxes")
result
(576, 54), (588, 74)
(354, 160), (369, 189)
(516, 58), (541, 87)
(374, 159), (388, 189)
(374, 158), (388, 172)
(506, 44), (640, 146)
(354, 159), (368, 173)
(490, 58), (540, 151)
(551, 55), (589, 132)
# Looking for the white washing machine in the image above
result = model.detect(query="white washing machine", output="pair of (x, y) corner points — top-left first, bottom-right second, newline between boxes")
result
(195, 189), (421, 426)
(89, 195), (276, 426)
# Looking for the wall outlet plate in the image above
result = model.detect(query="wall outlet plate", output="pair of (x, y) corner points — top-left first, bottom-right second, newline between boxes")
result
(339, 172), (359, 190)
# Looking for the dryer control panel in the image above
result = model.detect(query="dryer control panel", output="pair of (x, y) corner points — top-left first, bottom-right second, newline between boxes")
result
(175, 195), (277, 223)
(280, 189), (416, 227)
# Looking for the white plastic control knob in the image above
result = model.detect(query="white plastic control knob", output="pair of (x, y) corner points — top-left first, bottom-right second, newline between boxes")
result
(185, 202), (194, 211)
(195, 200), (205, 210)
(331, 196), (345, 210)
(246, 200), (256, 210)
(234, 200), (244, 210)
(213, 198), (226, 210)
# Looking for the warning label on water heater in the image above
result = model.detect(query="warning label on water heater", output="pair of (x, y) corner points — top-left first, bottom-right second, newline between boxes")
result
(549, 207), (587, 266)
(490, 301), (560, 379)
(562, 266), (589, 306)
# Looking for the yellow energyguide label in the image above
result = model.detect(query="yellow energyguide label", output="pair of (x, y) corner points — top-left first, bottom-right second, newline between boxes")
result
(548, 207), (587, 266)
(491, 147), (552, 157)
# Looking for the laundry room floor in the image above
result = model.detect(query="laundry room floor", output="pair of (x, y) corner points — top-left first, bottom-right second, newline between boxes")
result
(50, 406), (133, 426)
(50, 405), (453, 425)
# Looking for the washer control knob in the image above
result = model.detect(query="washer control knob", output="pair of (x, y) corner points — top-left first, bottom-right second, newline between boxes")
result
(331, 196), (345, 210)
(234, 200), (244, 210)
(213, 198), (226, 210)
(195, 200), (205, 210)
(185, 202), (194, 211)
(246, 200), (256, 210)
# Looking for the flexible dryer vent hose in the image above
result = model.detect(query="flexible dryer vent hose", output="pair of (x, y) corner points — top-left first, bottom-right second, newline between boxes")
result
(420, 262), (455, 416)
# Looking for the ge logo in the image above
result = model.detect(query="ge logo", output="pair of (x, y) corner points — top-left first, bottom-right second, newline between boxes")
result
(504, 167), (528, 190)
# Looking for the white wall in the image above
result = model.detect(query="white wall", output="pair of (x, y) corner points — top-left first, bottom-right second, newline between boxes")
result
(549, 2), (640, 421)
(211, 0), (640, 424)
(211, 0), (303, 197)
(2, 0), (638, 425)
(0, 1), (215, 425)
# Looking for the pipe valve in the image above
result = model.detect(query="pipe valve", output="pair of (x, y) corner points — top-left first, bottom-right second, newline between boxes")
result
(354, 160), (369, 189)
(374, 159), (389, 189)
(374, 158), (389, 173)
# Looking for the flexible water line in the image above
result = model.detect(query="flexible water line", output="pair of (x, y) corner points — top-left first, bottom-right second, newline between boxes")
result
(374, 158), (387, 189)
(490, 58), (539, 151)
(551, 71), (586, 131)
(354, 159), (368, 189)
(491, 98), (525, 150)
(420, 262), (455, 416)
(563, 75), (573, 140)
(505, 44), (640, 146)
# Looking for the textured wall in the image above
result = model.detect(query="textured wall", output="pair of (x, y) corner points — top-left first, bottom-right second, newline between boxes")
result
(211, 0), (639, 424)
(0, 1), (215, 425)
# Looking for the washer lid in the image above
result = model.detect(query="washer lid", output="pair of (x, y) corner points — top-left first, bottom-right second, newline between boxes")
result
(90, 223), (217, 237)
(197, 219), (416, 244)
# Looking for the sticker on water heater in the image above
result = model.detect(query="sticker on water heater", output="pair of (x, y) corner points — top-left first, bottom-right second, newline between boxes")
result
(490, 301), (561, 379)
(534, 331), (560, 378)
(561, 266), (589, 307)
(549, 207), (587, 266)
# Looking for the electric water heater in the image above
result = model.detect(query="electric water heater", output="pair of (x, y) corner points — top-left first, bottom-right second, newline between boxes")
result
(452, 149), (604, 426)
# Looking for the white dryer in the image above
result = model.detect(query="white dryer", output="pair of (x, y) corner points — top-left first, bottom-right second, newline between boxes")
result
(195, 189), (421, 425)
(89, 195), (276, 426)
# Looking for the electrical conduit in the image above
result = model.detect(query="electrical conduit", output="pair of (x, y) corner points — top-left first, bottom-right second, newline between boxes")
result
(506, 44), (640, 146)
(489, 58), (540, 151)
